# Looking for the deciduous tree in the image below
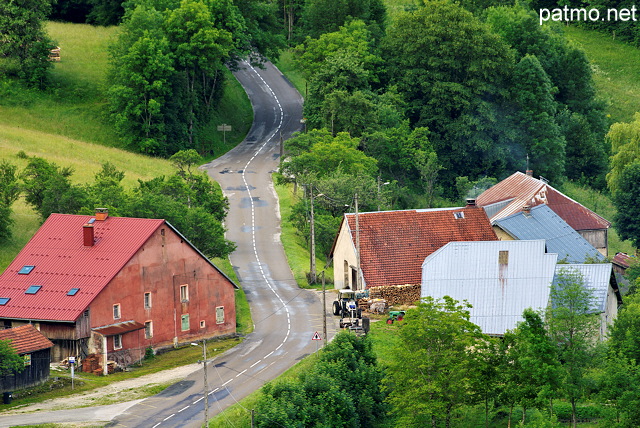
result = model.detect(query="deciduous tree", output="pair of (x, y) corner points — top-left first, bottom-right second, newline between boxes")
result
(612, 161), (640, 249)
(0, 340), (24, 377)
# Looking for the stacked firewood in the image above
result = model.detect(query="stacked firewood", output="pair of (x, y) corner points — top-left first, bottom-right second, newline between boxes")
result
(368, 284), (421, 306)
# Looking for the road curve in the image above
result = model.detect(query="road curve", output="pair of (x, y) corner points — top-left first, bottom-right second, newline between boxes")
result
(0, 61), (334, 428)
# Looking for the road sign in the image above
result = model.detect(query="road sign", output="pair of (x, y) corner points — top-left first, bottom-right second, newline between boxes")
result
(68, 356), (75, 364)
(217, 124), (232, 132)
(312, 331), (322, 341)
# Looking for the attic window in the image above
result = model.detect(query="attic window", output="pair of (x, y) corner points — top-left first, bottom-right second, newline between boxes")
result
(454, 212), (465, 219)
(67, 288), (80, 296)
(0, 298), (10, 305)
(18, 265), (35, 275)
(25, 285), (42, 294)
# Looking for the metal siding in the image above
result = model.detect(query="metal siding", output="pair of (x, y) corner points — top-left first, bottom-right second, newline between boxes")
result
(495, 205), (603, 263)
(553, 264), (613, 313)
(422, 240), (557, 335)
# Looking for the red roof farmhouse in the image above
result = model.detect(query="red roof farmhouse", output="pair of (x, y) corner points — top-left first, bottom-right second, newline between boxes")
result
(329, 203), (497, 290)
(0, 210), (237, 372)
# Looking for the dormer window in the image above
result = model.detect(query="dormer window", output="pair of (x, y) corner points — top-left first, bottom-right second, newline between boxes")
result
(18, 265), (35, 275)
(25, 285), (42, 294)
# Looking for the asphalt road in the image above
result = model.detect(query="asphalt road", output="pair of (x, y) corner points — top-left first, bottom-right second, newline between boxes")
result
(0, 61), (337, 428)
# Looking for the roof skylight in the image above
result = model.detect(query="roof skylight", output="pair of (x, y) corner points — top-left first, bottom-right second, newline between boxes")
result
(18, 265), (35, 275)
(25, 285), (42, 295)
(0, 298), (9, 305)
(67, 288), (80, 296)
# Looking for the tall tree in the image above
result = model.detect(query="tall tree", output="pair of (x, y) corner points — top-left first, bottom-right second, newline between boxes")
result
(384, 296), (488, 427)
(547, 268), (600, 428)
(0, 340), (24, 377)
(382, 1), (514, 187)
(509, 54), (566, 184)
(612, 161), (640, 250)
(0, 0), (56, 87)
(606, 113), (640, 192)
(300, 0), (386, 41)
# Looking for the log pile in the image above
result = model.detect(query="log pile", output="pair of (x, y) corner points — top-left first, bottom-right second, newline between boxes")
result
(368, 284), (421, 306)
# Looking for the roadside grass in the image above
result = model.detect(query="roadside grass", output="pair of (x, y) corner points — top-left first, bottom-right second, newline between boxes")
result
(565, 25), (640, 124)
(274, 179), (334, 289)
(5, 337), (242, 410)
(275, 50), (306, 97)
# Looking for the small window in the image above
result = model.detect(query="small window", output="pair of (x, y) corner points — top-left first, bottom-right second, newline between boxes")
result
(216, 306), (225, 324)
(499, 250), (509, 265)
(114, 334), (122, 350)
(200, 320), (206, 328)
(18, 265), (35, 275)
(0, 298), (10, 305)
(113, 304), (121, 320)
(181, 314), (190, 331)
(23, 354), (31, 367)
(145, 321), (153, 339)
(67, 288), (80, 296)
(83, 309), (89, 317)
(454, 212), (465, 219)
(144, 292), (151, 309)
(25, 285), (42, 294)
(180, 285), (189, 302)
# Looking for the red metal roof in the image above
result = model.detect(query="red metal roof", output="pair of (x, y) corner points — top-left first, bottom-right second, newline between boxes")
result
(0, 214), (165, 322)
(476, 172), (610, 231)
(0, 324), (53, 354)
(343, 207), (497, 288)
(613, 252), (635, 270)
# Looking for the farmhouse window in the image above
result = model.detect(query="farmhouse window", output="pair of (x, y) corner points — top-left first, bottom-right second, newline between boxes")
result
(145, 321), (153, 339)
(200, 320), (206, 328)
(181, 314), (190, 331)
(114, 334), (122, 349)
(499, 250), (509, 265)
(180, 284), (189, 302)
(216, 306), (225, 324)
(144, 292), (151, 309)
(113, 304), (121, 320)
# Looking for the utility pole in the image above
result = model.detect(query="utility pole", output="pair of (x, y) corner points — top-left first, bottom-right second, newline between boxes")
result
(322, 271), (327, 347)
(355, 193), (361, 291)
(310, 186), (317, 284)
(203, 340), (209, 426)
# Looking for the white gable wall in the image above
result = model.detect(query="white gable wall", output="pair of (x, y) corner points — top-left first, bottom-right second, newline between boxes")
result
(332, 219), (359, 290)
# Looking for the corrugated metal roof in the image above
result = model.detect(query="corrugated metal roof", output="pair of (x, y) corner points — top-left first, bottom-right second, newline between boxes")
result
(0, 324), (53, 354)
(341, 206), (497, 288)
(553, 264), (615, 313)
(613, 252), (635, 269)
(476, 172), (610, 230)
(494, 205), (604, 263)
(0, 214), (164, 322)
(92, 320), (145, 336)
(421, 240), (558, 336)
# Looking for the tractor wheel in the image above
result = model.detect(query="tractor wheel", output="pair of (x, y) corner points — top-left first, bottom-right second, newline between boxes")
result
(397, 315), (404, 322)
(332, 301), (341, 316)
(386, 318), (394, 325)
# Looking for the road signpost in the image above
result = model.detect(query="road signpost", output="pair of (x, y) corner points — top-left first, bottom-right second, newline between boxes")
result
(217, 124), (232, 145)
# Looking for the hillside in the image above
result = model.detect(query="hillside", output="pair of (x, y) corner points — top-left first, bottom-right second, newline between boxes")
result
(0, 22), (252, 272)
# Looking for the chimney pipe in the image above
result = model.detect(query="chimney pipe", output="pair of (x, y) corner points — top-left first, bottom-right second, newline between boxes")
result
(526, 170), (533, 176)
(466, 198), (476, 207)
(523, 205), (531, 216)
(83, 223), (94, 246)
(95, 208), (108, 221)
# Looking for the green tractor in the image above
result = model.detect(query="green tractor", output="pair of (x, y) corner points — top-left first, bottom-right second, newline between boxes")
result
(386, 310), (406, 324)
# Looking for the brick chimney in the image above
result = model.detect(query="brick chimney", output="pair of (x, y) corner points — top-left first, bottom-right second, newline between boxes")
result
(95, 208), (108, 221)
(526, 170), (533, 176)
(523, 205), (532, 217)
(83, 222), (95, 246)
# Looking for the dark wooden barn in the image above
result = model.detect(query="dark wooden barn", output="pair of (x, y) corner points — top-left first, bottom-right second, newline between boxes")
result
(0, 325), (53, 393)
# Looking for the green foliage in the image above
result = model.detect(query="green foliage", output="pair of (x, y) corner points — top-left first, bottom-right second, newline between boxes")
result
(607, 113), (640, 192)
(0, 160), (21, 242)
(382, 1), (514, 187)
(255, 331), (386, 427)
(383, 296), (489, 426)
(300, 0), (387, 41)
(0, 339), (25, 377)
(548, 267), (600, 425)
(0, 0), (55, 87)
(612, 161), (640, 249)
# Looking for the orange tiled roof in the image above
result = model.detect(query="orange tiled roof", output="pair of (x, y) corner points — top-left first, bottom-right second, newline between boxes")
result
(0, 324), (53, 355)
(476, 172), (610, 231)
(343, 206), (497, 288)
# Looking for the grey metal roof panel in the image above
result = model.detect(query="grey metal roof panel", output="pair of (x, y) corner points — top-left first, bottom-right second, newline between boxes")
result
(422, 240), (558, 336)
(553, 264), (613, 313)
(494, 205), (603, 263)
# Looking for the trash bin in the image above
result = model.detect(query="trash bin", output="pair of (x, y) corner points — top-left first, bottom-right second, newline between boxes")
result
(2, 392), (12, 404)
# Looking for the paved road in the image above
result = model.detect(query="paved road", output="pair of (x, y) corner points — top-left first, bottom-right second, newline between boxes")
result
(0, 61), (337, 428)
